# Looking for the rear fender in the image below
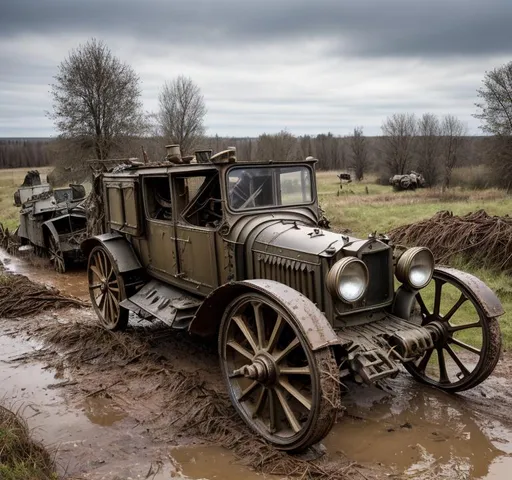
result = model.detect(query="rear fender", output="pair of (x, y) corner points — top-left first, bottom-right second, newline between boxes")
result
(189, 279), (340, 351)
(41, 220), (59, 246)
(392, 266), (504, 320)
(81, 233), (142, 273)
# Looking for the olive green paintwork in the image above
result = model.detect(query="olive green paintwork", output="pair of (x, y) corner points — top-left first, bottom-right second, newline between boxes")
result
(92, 155), (390, 323)
(86, 150), (503, 332)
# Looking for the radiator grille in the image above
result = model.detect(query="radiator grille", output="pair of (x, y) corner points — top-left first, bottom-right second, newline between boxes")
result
(255, 254), (317, 304)
(361, 250), (392, 306)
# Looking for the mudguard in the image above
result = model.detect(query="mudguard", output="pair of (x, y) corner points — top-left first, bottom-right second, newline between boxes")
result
(41, 219), (60, 245)
(189, 279), (341, 351)
(42, 213), (86, 251)
(81, 233), (142, 273)
(392, 266), (504, 320)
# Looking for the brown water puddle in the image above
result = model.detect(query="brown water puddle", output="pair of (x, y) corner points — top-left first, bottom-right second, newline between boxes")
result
(82, 396), (127, 427)
(172, 446), (268, 479)
(0, 331), (267, 479)
(327, 380), (512, 479)
(0, 246), (88, 299)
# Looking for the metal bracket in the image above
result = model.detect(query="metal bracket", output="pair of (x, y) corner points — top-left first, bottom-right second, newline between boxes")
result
(349, 348), (399, 384)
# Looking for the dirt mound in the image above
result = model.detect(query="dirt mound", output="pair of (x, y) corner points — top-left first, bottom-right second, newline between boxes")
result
(389, 210), (512, 271)
(0, 273), (88, 318)
(23, 318), (364, 479)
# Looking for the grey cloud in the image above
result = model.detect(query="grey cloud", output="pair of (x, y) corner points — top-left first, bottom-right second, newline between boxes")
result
(1, 0), (512, 57)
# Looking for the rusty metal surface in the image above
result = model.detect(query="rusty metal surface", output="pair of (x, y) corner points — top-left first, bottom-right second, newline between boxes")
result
(13, 173), (87, 265)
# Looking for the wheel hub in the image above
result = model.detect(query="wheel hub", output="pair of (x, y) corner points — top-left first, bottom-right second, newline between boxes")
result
(100, 282), (108, 293)
(233, 353), (278, 386)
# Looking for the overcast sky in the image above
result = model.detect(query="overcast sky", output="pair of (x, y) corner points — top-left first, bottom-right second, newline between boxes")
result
(1, 0), (511, 138)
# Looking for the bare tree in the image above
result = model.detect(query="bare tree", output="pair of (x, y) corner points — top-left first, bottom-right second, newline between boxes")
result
(49, 38), (145, 160)
(474, 61), (512, 136)
(158, 75), (207, 155)
(381, 113), (417, 175)
(440, 115), (467, 188)
(348, 127), (369, 180)
(417, 113), (441, 187)
(256, 131), (299, 161)
(474, 62), (512, 187)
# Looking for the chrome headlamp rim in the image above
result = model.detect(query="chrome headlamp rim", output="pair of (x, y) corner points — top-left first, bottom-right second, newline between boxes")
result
(395, 246), (434, 289)
(326, 257), (369, 303)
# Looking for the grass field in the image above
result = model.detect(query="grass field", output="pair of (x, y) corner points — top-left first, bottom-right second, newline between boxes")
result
(0, 401), (56, 480)
(0, 167), (52, 231)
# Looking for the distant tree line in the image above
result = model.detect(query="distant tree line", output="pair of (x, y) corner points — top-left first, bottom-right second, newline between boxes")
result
(0, 139), (51, 169)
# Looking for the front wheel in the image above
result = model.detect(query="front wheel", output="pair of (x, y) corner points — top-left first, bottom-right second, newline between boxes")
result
(219, 293), (340, 452)
(87, 246), (128, 330)
(404, 271), (502, 392)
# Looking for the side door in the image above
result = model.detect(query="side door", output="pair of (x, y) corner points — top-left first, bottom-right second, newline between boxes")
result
(142, 175), (178, 278)
(172, 172), (222, 293)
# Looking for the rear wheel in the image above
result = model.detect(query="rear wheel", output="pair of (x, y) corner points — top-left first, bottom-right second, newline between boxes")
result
(48, 235), (66, 273)
(219, 293), (340, 451)
(87, 246), (128, 330)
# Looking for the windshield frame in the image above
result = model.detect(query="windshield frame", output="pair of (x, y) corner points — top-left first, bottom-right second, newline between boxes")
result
(225, 164), (316, 213)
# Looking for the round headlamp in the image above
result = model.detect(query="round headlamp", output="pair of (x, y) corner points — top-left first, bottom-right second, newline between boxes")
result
(396, 247), (434, 289)
(327, 257), (369, 303)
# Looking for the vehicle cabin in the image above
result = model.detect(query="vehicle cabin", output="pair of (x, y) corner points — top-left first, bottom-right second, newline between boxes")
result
(101, 151), (318, 297)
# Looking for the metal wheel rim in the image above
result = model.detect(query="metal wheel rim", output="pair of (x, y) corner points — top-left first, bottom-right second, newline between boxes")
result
(48, 236), (65, 273)
(220, 294), (333, 450)
(88, 247), (124, 329)
(405, 273), (501, 391)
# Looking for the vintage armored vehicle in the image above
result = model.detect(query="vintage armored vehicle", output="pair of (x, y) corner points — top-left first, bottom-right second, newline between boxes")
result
(14, 171), (88, 272)
(83, 147), (503, 452)
(390, 171), (426, 190)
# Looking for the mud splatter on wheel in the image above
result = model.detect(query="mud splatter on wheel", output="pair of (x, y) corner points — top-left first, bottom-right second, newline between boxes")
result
(48, 235), (66, 273)
(405, 270), (502, 392)
(87, 245), (128, 331)
(219, 293), (340, 452)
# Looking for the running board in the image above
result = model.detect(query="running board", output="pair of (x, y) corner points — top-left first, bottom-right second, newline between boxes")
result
(120, 279), (202, 329)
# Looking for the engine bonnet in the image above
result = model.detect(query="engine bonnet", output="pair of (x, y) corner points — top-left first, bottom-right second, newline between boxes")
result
(252, 221), (359, 258)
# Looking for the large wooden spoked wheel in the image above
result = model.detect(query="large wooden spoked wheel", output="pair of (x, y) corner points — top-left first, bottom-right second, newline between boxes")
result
(219, 293), (340, 451)
(88, 246), (128, 331)
(48, 235), (66, 273)
(404, 271), (502, 392)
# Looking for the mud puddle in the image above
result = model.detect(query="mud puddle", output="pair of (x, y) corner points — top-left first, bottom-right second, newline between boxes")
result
(0, 246), (88, 299)
(0, 330), (269, 479)
(172, 446), (268, 479)
(328, 378), (512, 479)
(3, 252), (512, 479)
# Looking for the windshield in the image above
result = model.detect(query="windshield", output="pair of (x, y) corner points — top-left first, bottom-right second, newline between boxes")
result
(228, 166), (312, 210)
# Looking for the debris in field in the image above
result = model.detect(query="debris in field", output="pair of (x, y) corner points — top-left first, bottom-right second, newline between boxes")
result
(0, 273), (88, 318)
(388, 210), (512, 272)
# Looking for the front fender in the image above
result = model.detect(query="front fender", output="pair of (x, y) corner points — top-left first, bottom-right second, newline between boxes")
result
(189, 279), (340, 351)
(81, 233), (142, 273)
(392, 266), (504, 320)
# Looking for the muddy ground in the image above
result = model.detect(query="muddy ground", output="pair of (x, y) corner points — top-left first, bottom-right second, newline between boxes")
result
(2, 250), (512, 479)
